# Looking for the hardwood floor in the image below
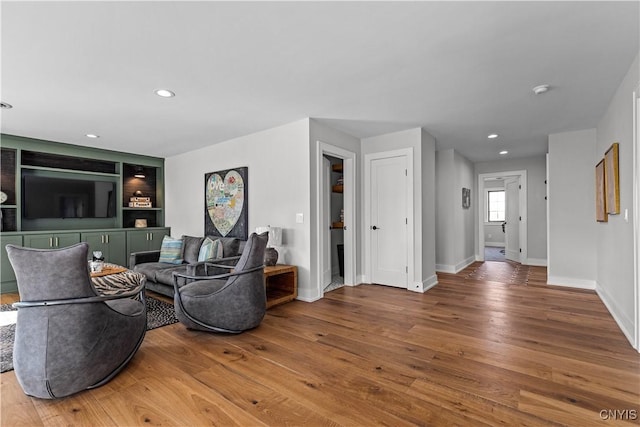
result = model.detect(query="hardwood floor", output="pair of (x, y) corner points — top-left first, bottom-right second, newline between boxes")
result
(2, 263), (639, 426)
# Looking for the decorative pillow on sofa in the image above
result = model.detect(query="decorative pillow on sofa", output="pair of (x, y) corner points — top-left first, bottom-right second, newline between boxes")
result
(181, 235), (205, 264)
(159, 236), (184, 264)
(198, 237), (224, 262)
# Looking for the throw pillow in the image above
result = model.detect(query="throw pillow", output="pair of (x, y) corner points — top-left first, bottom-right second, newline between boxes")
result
(181, 235), (204, 264)
(159, 236), (184, 264)
(198, 237), (224, 262)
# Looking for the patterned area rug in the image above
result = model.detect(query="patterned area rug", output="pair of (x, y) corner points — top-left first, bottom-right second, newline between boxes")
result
(0, 296), (178, 373)
(466, 261), (530, 285)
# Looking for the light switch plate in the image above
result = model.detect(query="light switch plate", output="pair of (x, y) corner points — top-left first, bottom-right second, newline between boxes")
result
(296, 213), (304, 224)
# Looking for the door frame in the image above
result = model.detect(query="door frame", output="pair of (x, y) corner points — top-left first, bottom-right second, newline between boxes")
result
(504, 176), (521, 263)
(633, 86), (639, 351)
(478, 170), (528, 263)
(364, 148), (414, 287)
(315, 141), (356, 296)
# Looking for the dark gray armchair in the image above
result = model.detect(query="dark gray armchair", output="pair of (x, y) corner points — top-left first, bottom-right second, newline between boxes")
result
(6, 243), (146, 399)
(172, 232), (268, 333)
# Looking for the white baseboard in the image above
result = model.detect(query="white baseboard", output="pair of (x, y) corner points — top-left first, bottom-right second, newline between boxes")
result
(410, 274), (438, 293)
(455, 256), (476, 272)
(596, 282), (636, 349)
(526, 258), (547, 267)
(436, 256), (475, 274)
(297, 288), (322, 303)
(435, 264), (456, 274)
(485, 242), (505, 247)
(546, 275), (596, 290)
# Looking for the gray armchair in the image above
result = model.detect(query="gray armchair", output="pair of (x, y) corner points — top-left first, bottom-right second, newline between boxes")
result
(6, 243), (146, 399)
(172, 232), (268, 333)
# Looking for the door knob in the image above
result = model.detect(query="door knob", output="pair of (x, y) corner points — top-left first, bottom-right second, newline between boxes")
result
(372, 225), (380, 230)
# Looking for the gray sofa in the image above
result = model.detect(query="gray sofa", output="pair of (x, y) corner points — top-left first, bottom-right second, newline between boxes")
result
(129, 235), (246, 297)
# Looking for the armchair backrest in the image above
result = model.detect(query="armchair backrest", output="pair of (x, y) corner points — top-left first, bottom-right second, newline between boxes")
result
(6, 243), (95, 301)
(233, 232), (268, 274)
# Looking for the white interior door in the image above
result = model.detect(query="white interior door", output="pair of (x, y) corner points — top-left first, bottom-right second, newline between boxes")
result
(505, 177), (520, 262)
(370, 155), (408, 287)
(322, 156), (332, 287)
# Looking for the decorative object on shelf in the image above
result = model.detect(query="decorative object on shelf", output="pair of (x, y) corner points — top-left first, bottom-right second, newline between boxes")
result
(255, 226), (282, 266)
(205, 167), (248, 239)
(0, 191), (6, 204)
(604, 142), (620, 215)
(462, 188), (471, 209)
(133, 190), (144, 197)
(129, 196), (152, 208)
(134, 219), (148, 228)
(595, 158), (607, 222)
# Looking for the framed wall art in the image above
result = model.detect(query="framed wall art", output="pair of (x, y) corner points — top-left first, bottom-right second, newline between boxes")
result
(604, 142), (620, 215)
(462, 188), (471, 209)
(204, 167), (248, 239)
(595, 158), (607, 222)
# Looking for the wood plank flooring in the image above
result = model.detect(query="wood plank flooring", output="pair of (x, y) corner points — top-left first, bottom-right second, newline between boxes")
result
(1, 262), (639, 426)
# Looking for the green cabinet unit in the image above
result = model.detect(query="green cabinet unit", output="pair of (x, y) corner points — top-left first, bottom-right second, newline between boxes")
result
(126, 228), (170, 266)
(23, 233), (81, 250)
(82, 231), (127, 266)
(1, 235), (23, 292)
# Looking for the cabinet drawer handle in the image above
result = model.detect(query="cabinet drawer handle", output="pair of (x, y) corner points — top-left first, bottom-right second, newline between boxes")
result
(101, 235), (105, 244)
(55, 237), (59, 247)
(49, 237), (53, 247)
(105, 235), (109, 244)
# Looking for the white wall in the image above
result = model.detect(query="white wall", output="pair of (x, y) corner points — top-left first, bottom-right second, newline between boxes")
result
(165, 119), (313, 298)
(421, 129), (437, 288)
(474, 156), (547, 263)
(595, 54), (639, 346)
(435, 149), (475, 272)
(361, 128), (437, 290)
(547, 129), (598, 288)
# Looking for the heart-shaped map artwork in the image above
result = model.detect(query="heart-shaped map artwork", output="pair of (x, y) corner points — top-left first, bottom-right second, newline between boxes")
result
(206, 170), (244, 237)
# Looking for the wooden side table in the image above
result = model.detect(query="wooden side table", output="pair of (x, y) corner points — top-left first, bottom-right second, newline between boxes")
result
(264, 264), (297, 308)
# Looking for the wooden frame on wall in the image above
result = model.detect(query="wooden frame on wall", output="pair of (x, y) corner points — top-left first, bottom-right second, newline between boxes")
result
(604, 142), (620, 215)
(596, 158), (607, 222)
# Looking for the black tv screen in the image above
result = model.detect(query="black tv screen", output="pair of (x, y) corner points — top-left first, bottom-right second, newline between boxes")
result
(22, 174), (117, 219)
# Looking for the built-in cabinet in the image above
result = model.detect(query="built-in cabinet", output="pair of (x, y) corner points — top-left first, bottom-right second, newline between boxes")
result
(82, 231), (127, 267)
(126, 229), (167, 255)
(23, 233), (81, 249)
(0, 134), (169, 293)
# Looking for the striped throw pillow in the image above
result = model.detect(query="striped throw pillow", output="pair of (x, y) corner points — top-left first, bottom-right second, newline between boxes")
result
(159, 236), (183, 264)
(198, 237), (224, 262)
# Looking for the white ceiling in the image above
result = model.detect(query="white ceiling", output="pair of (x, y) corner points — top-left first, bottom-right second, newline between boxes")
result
(1, 1), (638, 161)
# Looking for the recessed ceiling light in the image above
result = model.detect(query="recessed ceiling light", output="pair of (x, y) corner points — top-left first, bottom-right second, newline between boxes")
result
(532, 84), (550, 95)
(0, 102), (13, 109)
(488, 133), (499, 139)
(155, 89), (175, 98)
(499, 150), (508, 155)
(86, 134), (100, 139)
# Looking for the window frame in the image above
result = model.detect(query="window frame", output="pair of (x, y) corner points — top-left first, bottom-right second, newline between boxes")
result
(486, 189), (506, 223)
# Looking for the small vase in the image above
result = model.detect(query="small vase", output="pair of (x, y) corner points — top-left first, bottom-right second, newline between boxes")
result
(264, 247), (278, 266)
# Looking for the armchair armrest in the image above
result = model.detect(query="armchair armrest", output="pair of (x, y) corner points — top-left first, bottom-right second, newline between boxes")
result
(185, 255), (241, 276)
(172, 265), (264, 295)
(129, 250), (161, 269)
(13, 282), (146, 308)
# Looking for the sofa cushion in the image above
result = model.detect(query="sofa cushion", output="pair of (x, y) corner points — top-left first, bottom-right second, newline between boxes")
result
(155, 265), (189, 286)
(159, 236), (183, 264)
(198, 237), (224, 262)
(182, 235), (204, 264)
(133, 262), (167, 282)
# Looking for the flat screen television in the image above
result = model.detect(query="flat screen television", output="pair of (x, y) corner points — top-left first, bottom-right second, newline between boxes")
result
(22, 173), (117, 219)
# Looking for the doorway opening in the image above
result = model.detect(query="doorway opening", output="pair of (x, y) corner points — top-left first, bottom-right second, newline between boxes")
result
(316, 141), (356, 298)
(478, 170), (528, 265)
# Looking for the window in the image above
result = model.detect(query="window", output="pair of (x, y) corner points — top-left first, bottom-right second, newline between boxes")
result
(487, 190), (505, 222)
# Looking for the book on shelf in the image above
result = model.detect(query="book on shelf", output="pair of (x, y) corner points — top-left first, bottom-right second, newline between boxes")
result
(130, 196), (151, 202)
(128, 201), (153, 208)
